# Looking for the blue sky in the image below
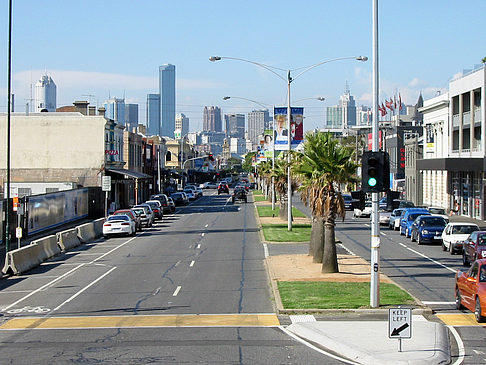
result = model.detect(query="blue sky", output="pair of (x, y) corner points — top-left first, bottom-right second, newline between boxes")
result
(0, 0), (484, 132)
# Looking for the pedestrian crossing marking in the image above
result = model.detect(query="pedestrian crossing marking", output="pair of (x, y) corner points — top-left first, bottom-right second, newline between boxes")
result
(0, 313), (280, 330)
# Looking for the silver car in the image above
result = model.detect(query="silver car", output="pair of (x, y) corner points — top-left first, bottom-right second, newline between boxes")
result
(132, 204), (155, 227)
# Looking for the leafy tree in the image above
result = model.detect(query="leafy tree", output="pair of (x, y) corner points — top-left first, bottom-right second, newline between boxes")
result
(242, 152), (256, 172)
(293, 132), (357, 273)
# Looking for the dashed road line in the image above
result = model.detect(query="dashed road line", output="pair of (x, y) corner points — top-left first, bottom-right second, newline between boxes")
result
(196, 243), (201, 249)
(172, 286), (182, 296)
(189, 260), (195, 267)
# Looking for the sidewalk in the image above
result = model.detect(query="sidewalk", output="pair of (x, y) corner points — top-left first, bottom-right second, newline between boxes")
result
(255, 198), (452, 364)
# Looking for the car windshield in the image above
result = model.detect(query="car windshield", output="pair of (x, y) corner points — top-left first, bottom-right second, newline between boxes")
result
(108, 215), (129, 221)
(408, 213), (427, 221)
(420, 217), (446, 226)
(343, 195), (352, 202)
(452, 225), (479, 234)
(429, 208), (446, 215)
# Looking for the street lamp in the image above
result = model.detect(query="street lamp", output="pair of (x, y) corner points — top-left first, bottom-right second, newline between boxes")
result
(211, 55), (367, 231)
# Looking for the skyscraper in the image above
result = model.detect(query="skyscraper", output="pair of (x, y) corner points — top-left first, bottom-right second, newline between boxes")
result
(125, 103), (139, 131)
(224, 113), (245, 139)
(326, 87), (357, 129)
(203, 106), (222, 132)
(146, 94), (160, 135)
(175, 113), (189, 137)
(104, 98), (125, 125)
(35, 74), (56, 112)
(159, 64), (176, 138)
(247, 109), (270, 145)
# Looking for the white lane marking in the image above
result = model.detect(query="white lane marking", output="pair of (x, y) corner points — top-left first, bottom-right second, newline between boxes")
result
(196, 243), (201, 249)
(201, 233), (205, 237)
(172, 286), (182, 296)
(205, 224), (209, 228)
(422, 301), (455, 305)
(398, 242), (407, 248)
(3, 235), (136, 311)
(364, 224), (370, 227)
(381, 232), (387, 236)
(263, 243), (269, 258)
(448, 325), (465, 365)
(175, 260), (181, 267)
(52, 266), (117, 312)
(190, 260), (195, 267)
(280, 326), (359, 365)
(405, 246), (456, 273)
(338, 243), (356, 256)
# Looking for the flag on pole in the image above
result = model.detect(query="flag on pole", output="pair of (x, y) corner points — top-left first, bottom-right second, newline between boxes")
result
(399, 93), (402, 111)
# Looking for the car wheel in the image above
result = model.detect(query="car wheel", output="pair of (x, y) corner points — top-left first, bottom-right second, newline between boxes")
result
(417, 234), (422, 245)
(475, 298), (485, 323)
(132, 228), (136, 236)
(411, 232), (416, 242)
(455, 288), (463, 310)
(442, 241), (447, 251)
(463, 253), (470, 266)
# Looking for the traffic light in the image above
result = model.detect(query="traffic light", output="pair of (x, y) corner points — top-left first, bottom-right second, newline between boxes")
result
(208, 153), (214, 161)
(361, 151), (390, 193)
(351, 190), (365, 210)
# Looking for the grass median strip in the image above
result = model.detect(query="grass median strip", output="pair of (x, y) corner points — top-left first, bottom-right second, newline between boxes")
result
(257, 205), (306, 218)
(261, 223), (311, 242)
(278, 281), (415, 309)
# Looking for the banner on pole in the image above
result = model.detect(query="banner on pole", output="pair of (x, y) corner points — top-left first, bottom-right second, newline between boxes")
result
(274, 107), (304, 151)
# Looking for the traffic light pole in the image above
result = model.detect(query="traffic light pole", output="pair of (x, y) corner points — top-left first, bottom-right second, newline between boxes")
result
(370, 0), (380, 308)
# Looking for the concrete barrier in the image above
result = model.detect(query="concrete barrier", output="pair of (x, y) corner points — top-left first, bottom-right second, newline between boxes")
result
(76, 222), (97, 243)
(57, 228), (81, 251)
(2, 243), (43, 275)
(93, 218), (106, 237)
(32, 235), (61, 261)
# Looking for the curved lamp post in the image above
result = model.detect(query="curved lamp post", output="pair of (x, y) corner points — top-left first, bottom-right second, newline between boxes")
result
(211, 56), (367, 230)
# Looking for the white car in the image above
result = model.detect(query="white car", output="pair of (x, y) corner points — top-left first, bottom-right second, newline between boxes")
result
(103, 214), (136, 238)
(354, 201), (372, 218)
(379, 209), (391, 225)
(389, 208), (405, 230)
(184, 189), (196, 200)
(442, 222), (479, 254)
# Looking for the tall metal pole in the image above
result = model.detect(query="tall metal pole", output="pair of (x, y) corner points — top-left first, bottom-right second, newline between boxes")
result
(370, 0), (381, 308)
(5, 0), (13, 253)
(287, 71), (293, 231)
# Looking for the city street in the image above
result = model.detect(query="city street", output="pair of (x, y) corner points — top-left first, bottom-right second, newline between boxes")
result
(0, 191), (340, 364)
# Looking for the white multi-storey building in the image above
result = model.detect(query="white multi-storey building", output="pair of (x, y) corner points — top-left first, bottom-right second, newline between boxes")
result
(35, 74), (56, 112)
(175, 113), (189, 137)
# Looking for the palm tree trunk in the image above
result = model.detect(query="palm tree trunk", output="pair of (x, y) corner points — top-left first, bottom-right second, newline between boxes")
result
(321, 221), (338, 273)
(310, 218), (325, 263)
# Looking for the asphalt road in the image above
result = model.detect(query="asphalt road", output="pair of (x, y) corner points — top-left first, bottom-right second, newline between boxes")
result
(0, 190), (344, 364)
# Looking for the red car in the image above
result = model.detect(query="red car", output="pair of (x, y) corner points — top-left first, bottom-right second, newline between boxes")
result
(113, 209), (142, 232)
(462, 231), (486, 266)
(455, 259), (486, 322)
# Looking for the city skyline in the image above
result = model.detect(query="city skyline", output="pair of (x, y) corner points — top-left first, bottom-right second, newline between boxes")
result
(0, 1), (484, 132)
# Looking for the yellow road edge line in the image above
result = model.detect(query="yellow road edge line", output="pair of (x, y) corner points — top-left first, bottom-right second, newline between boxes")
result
(436, 313), (482, 326)
(0, 314), (280, 330)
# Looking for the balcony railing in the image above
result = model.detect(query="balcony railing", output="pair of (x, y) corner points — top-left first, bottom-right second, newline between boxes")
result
(452, 114), (460, 127)
(463, 111), (470, 126)
(474, 107), (482, 123)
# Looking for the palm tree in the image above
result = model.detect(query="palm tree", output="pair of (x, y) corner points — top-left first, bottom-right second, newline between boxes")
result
(257, 160), (273, 200)
(293, 132), (357, 273)
(272, 154), (298, 220)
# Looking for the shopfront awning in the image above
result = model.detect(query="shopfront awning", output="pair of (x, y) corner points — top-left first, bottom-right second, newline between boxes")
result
(106, 168), (152, 179)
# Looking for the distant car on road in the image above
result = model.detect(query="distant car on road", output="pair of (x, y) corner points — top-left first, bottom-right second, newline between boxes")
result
(462, 231), (486, 266)
(232, 187), (247, 204)
(342, 194), (353, 210)
(170, 192), (188, 206)
(132, 204), (154, 227)
(218, 183), (229, 195)
(113, 209), (142, 232)
(353, 201), (372, 218)
(442, 222), (479, 254)
(399, 208), (430, 238)
(167, 196), (176, 212)
(455, 259), (486, 322)
(410, 215), (447, 245)
(378, 209), (391, 226)
(389, 208), (405, 230)
(103, 214), (136, 238)
(145, 200), (163, 220)
(150, 194), (171, 214)
(184, 189), (196, 201)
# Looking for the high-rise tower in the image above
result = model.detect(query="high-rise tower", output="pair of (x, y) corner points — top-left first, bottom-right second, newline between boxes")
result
(203, 106), (222, 132)
(35, 74), (56, 112)
(159, 64), (176, 138)
(146, 93), (160, 135)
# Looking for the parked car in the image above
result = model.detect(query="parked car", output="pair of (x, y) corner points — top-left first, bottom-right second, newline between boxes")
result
(185, 185), (199, 198)
(399, 208), (430, 237)
(389, 208), (405, 230)
(150, 194), (171, 214)
(410, 215), (448, 245)
(199, 182), (210, 189)
(342, 194), (353, 210)
(427, 207), (449, 221)
(442, 222), (480, 254)
(378, 209), (392, 226)
(145, 200), (163, 220)
(462, 231), (486, 266)
(132, 204), (154, 227)
(184, 189), (196, 201)
(167, 196), (176, 212)
(195, 187), (203, 197)
(103, 214), (136, 238)
(170, 192), (188, 206)
(113, 209), (142, 232)
(353, 201), (372, 218)
(218, 183), (229, 195)
(379, 197), (387, 210)
(455, 259), (486, 322)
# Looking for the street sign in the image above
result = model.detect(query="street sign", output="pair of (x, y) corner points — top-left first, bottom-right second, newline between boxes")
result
(15, 227), (22, 239)
(102, 176), (112, 192)
(388, 307), (412, 339)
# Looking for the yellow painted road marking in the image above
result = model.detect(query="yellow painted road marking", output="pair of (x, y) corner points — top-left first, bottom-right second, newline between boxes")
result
(436, 313), (485, 326)
(0, 314), (280, 330)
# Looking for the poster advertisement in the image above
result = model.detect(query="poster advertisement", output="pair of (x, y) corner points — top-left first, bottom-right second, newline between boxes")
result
(273, 107), (304, 151)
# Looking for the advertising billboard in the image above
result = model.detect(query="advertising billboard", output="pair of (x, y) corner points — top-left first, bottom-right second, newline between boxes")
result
(274, 107), (304, 151)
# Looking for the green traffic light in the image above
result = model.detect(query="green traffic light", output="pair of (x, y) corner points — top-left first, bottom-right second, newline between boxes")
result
(368, 177), (377, 187)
